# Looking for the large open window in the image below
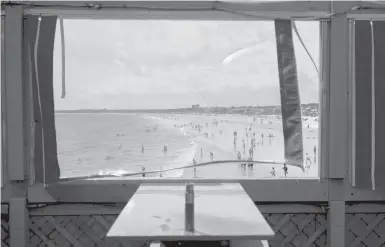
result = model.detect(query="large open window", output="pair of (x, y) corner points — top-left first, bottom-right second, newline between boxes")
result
(52, 20), (321, 180)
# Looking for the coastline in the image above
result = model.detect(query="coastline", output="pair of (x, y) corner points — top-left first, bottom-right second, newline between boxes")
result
(55, 103), (320, 117)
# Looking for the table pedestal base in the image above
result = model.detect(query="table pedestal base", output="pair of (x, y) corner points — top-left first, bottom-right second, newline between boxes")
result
(161, 240), (268, 247)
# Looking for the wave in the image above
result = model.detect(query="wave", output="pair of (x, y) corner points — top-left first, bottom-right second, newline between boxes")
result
(97, 168), (136, 176)
(162, 139), (197, 178)
(140, 114), (199, 178)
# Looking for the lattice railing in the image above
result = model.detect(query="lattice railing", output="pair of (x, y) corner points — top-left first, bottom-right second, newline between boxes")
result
(1, 213), (9, 247)
(346, 213), (385, 247)
(27, 213), (328, 247)
(30, 215), (126, 247)
(263, 213), (328, 247)
(2, 207), (382, 247)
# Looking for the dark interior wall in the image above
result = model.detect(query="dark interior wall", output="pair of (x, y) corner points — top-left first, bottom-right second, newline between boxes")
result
(354, 21), (385, 189)
(373, 22), (385, 189)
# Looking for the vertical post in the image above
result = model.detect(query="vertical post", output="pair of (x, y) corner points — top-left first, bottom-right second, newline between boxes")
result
(185, 183), (195, 232)
(329, 13), (349, 179)
(1, 15), (4, 187)
(319, 21), (330, 181)
(4, 6), (26, 181)
(328, 2), (350, 247)
(4, 5), (29, 247)
(348, 19), (356, 187)
(328, 201), (346, 247)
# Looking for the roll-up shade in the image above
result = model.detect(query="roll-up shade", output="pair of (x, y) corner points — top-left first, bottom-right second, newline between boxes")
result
(354, 21), (385, 190)
(24, 15), (60, 184)
(274, 20), (304, 170)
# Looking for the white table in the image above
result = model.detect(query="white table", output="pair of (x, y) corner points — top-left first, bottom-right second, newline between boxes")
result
(107, 183), (274, 247)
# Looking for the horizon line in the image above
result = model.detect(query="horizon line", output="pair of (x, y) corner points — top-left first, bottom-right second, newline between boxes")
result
(55, 102), (320, 111)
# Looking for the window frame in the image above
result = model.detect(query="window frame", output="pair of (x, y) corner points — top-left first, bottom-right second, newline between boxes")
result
(4, 1), (385, 204)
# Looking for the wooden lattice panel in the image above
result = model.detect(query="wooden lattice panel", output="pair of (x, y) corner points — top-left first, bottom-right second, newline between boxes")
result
(29, 215), (151, 247)
(263, 213), (328, 247)
(1, 214), (9, 247)
(28, 213), (327, 247)
(346, 213), (385, 247)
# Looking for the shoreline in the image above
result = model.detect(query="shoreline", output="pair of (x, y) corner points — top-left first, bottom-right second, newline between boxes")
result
(57, 111), (319, 179)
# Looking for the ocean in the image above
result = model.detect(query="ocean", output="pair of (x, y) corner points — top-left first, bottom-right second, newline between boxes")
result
(55, 113), (319, 179)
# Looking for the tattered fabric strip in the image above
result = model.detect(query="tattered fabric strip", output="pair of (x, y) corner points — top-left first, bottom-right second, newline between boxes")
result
(274, 20), (304, 170)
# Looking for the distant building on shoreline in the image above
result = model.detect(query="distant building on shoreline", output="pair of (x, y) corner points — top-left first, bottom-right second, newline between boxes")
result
(192, 104), (200, 110)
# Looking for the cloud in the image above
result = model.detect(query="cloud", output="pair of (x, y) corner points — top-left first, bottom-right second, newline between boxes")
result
(53, 20), (319, 109)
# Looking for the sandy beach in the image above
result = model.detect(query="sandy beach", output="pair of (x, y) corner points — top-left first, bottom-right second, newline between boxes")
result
(149, 113), (319, 179)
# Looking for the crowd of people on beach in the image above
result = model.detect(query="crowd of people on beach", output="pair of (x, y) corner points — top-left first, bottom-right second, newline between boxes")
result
(75, 113), (318, 178)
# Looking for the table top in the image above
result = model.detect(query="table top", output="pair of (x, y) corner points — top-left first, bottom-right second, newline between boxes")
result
(107, 183), (274, 242)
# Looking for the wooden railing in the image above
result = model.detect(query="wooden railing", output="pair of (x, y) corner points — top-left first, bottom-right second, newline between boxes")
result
(2, 202), (385, 247)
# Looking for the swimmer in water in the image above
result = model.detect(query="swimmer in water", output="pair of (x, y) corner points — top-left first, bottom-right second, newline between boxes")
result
(105, 155), (112, 160)
(118, 144), (122, 149)
(163, 145), (168, 154)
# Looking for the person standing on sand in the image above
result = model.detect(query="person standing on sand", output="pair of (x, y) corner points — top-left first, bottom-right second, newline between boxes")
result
(261, 133), (264, 145)
(283, 164), (288, 177)
(209, 152), (214, 161)
(313, 145), (317, 164)
(142, 167), (146, 178)
(237, 151), (242, 160)
(305, 153), (312, 169)
(271, 167), (276, 177)
(193, 158), (197, 177)
(141, 145), (144, 154)
(249, 147), (254, 159)
(200, 148), (203, 160)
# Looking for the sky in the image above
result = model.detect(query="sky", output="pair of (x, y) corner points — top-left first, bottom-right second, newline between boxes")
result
(53, 20), (320, 110)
